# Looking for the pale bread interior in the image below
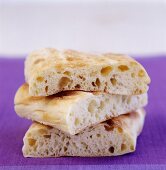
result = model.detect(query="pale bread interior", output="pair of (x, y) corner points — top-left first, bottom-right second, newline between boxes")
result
(25, 48), (150, 96)
(15, 84), (147, 135)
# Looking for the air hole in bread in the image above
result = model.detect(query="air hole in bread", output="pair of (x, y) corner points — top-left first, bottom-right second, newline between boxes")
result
(88, 100), (97, 113)
(99, 101), (105, 110)
(43, 135), (51, 138)
(34, 59), (45, 64)
(138, 70), (145, 77)
(81, 142), (88, 149)
(118, 65), (129, 71)
(66, 56), (74, 61)
(63, 71), (71, 76)
(46, 149), (49, 155)
(75, 84), (81, 88)
(122, 96), (126, 103)
(74, 118), (80, 126)
(106, 119), (114, 126)
(130, 145), (134, 150)
(95, 78), (101, 87)
(45, 80), (47, 83)
(38, 129), (47, 134)
(36, 76), (44, 82)
(62, 136), (65, 141)
(121, 144), (127, 151)
(131, 73), (135, 78)
(127, 98), (131, 104)
(101, 66), (112, 76)
(69, 112), (74, 117)
(104, 125), (114, 131)
(66, 142), (69, 146)
(27, 133), (31, 137)
(118, 127), (123, 133)
(92, 82), (96, 86)
(59, 77), (71, 88)
(134, 89), (142, 94)
(130, 61), (138, 66)
(95, 113), (99, 118)
(97, 134), (101, 137)
(110, 78), (117, 86)
(109, 146), (114, 153)
(105, 98), (109, 103)
(28, 138), (36, 146)
(104, 86), (107, 92)
(45, 86), (48, 93)
(113, 104), (116, 110)
(72, 142), (77, 149)
(33, 83), (37, 87)
(90, 135), (92, 138)
(35, 90), (38, 95)
(79, 75), (86, 81)
(64, 146), (67, 152)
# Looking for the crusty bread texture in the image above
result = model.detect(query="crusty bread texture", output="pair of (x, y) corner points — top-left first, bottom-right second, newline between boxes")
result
(23, 109), (145, 157)
(14, 84), (147, 135)
(25, 48), (150, 96)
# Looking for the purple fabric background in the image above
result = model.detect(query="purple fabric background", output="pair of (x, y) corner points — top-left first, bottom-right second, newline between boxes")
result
(0, 56), (166, 170)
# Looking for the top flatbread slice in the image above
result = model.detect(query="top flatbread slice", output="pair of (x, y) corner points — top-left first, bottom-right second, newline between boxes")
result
(25, 48), (150, 96)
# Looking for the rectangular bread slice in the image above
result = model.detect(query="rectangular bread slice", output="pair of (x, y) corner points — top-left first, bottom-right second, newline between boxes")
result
(25, 48), (150, 96)
(14, 84), (147, 135)
(23, 109), (145, 157)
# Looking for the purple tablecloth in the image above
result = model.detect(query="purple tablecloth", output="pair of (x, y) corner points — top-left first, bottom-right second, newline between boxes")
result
(0, 56), (166, 170)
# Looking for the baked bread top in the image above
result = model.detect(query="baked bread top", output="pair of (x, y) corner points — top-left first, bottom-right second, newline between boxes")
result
(25, 48), (150, 96)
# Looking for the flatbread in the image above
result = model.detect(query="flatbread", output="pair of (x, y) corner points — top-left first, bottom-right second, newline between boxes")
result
(25, 48), (150, 96)
(22, 109), (145, 157)
(14, 84), (147, 135)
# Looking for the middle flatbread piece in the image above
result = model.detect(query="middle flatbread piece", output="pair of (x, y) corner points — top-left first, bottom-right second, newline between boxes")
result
(14, 84), (147, 135)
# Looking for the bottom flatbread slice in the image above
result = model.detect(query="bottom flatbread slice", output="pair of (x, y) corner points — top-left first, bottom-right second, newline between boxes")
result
(23, 109), (145, 157)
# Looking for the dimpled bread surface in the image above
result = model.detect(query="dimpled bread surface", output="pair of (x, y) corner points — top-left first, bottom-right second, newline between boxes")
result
(25, 48), (150, 96)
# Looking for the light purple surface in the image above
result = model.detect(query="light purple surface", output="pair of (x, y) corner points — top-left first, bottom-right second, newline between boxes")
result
(0, 56), (166, 170)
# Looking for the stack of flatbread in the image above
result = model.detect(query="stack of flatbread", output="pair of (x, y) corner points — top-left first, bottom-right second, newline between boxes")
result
(14, 48), (150, 157)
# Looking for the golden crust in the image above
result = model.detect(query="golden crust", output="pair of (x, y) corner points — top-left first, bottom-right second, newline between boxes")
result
(25, 48), (150, 96)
